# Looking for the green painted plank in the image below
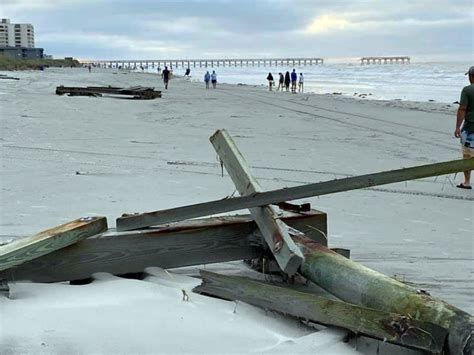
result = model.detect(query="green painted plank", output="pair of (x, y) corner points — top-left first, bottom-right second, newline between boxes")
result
(194, 271), (448, 353)
(0, 216), (107, 272)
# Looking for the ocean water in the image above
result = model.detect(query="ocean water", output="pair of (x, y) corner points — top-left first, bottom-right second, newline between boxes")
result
(144, 61), (471, 104)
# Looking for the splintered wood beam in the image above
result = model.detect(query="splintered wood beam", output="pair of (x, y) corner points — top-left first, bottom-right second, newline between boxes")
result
(0, 212), (326, 283)
(0, 216), (107, 272)
(194, 271), (448, 353)
(116, 157), (474, 231)
(210, 129), (304, 275)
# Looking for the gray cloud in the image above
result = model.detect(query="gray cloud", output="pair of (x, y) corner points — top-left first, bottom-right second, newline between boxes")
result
(0, 0), (472, 60)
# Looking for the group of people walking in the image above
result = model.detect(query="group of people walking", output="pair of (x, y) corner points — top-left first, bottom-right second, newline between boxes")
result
(204, 70), (218, 89)
(267, 69), (303, 93)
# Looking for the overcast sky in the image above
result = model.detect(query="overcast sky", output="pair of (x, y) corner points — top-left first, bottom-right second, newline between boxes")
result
(1, 0), (472, 61)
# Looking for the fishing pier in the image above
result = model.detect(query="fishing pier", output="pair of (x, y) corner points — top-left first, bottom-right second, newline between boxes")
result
(361, 56), (410, 65)
(80, 57), (324, 69)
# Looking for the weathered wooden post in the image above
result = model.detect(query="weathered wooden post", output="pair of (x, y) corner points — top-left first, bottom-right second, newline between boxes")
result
(210, 130), (304, 275)
(195, 271), (449, 353)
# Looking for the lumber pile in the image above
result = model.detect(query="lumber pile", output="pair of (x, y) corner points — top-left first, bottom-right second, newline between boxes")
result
(1, 129), (473, 354)
(55, 85), (162, 99)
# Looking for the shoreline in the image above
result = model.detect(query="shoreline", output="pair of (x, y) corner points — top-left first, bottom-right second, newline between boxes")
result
(3, 64), (463, 105)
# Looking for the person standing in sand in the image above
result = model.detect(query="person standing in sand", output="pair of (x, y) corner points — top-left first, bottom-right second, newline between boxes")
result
(284, 71), (290, 92)
(290, 69), (297, 93)
(266, 72), (274, 91)
(162, 66), (171, 90)
(298, 73), (304, 93)
(211, 70), (217, 89)
(277, 73), (284, 91)
(204, 71), (211, 89)
(455, 66), (474, 189)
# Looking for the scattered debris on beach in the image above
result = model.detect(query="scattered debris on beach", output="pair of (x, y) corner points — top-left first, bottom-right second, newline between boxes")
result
(0, 74), (20, 80)
(1, 129), (473, 354)
(55, 85), (162, 99)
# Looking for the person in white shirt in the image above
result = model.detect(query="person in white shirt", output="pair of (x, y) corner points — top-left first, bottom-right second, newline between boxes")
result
(298, 73), (304, 93)
(211, 71), (217, 88)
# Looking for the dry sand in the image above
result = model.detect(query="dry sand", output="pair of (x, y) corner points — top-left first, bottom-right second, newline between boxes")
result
(0, 68), (472, 315)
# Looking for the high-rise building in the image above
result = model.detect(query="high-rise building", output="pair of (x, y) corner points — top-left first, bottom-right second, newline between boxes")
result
(0, 18), (35, 48)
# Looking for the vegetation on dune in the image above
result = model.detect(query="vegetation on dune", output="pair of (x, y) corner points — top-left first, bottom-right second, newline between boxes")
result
(0, 56), (81, 70)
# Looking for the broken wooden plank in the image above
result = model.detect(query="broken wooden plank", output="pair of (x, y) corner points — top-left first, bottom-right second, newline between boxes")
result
(0, 216), (107, 272)
(116, 157), (474, 231)
(0, 211), (326, 283)
(194, 270), (448, 353)
(293, 234), (472, 355)
(210, 129), (304, 275)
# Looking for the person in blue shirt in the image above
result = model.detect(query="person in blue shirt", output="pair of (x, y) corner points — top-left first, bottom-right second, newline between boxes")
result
(290, 69), (297, 93)
(204, 71), (211, 89)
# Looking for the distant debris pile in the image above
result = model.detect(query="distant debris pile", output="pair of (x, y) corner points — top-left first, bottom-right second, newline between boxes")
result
(56, 85), (162, 99)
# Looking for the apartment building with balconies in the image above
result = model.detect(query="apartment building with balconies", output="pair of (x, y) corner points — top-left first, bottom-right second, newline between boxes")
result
(0, 18), (35, 48)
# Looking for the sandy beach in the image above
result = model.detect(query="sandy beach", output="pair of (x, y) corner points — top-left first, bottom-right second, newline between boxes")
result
(0, 68), (472, 353)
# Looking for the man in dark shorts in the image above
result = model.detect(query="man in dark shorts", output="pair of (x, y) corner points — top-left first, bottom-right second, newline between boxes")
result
(455, 66), (474, 189)
(162, 66), (171, 89)
(290, 69), (297, 93)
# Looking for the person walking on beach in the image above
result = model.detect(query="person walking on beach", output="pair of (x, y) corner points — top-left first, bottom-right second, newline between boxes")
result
(162, 66), (171, 89)
(204, 71), (211, 89)
(291, 69), (298, 93)
(454, 66), (474, 189)
(277, 73), (284, 91)
(284, 71), (291, 92)
(211, 70), (217, 89)
(267, 72), (274, 91)
(298, 73), (304, 93)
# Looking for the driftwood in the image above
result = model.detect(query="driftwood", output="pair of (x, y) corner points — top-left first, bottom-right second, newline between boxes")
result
(55, 85), (162, 99)
(0, 212), (326, 283)
(0, 216), (107, 272)
(116, 156), (474, 231)
(194, 270), (448, 353)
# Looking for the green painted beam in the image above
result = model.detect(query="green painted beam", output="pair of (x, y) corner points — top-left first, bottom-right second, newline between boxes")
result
(0, 216), (107, 272)
(194, 270), (448, 353)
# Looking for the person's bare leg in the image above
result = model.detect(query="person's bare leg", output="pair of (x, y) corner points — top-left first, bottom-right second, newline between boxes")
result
(463, 154), (471, 185)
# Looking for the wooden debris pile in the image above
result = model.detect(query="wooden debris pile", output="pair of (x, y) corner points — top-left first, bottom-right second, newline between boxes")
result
(55, 85), (162, 99)
(1, 129), (473, 354)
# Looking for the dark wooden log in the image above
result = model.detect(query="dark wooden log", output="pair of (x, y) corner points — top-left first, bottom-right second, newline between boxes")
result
(194, 271), (448, 353)
(116, 156), (474, 231)
(294, 235), (472, 355)
(0, 212), (326, 283)
(0, 216), (107, 272)
(55, 86), (161, 99)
